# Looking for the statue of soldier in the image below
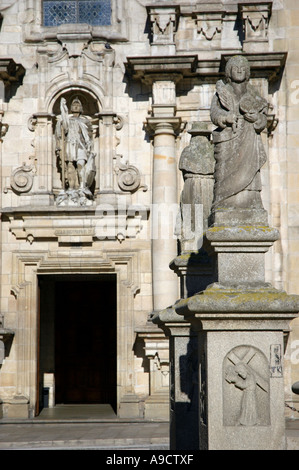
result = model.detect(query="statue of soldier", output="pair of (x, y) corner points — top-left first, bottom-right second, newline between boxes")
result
(55, 97), (96, 203)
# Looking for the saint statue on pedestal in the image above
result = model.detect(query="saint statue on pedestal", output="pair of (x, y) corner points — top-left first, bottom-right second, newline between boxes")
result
(210, 55), (268, 211)
(55, 97), (96, 205)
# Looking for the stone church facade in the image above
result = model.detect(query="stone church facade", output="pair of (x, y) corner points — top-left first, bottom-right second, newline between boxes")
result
(0, 0), (298, 421)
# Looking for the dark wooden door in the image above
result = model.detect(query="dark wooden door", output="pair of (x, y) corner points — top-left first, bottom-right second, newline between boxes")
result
(55, 279), (116, 407)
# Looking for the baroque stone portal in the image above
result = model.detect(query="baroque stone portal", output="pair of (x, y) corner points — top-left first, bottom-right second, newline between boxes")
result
(55, 97), (96, 206)
(210, 55), (268, 212)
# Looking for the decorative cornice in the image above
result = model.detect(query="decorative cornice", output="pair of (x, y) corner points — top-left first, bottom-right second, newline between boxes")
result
(220, 52), (287, 81)
(125, 55), (198, 83)
(126, 52), (286, 83)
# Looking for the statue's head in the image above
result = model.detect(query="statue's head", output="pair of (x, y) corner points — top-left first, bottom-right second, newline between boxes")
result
(70, 97), (83, 114)
(225, 56), (250, 84)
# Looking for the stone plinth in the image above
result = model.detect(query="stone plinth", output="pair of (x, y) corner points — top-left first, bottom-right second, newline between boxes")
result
(205, 225), (279, 286)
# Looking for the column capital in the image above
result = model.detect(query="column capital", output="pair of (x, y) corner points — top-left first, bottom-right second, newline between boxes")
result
(146, 116), (183, 137)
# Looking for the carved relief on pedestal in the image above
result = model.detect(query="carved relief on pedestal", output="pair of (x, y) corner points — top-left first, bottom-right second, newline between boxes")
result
(223, 345), (270, 426)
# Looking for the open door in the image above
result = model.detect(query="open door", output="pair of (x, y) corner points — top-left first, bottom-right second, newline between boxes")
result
(38, 274), (117, 413)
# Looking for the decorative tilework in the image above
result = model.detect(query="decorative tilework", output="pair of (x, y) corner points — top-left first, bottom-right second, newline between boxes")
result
(43, 0), (111, 27)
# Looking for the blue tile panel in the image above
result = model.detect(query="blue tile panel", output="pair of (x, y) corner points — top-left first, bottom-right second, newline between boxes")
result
(43, 0), (111, 27)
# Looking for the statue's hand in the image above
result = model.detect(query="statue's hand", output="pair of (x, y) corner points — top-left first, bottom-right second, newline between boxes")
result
(217, 113), (235, 129)
(226, 112), (237, 125)
(253, 114), (267, 132)
(244, 111), (259, 123)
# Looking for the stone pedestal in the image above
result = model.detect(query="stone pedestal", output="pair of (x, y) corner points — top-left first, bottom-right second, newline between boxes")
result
(174, 281), (299, 449)
(154, 223), (299, 450)
(153, 307), (199, 450)
(135, 324), (170, 420)
(173, 224), (299, 450)
(206, 225), (279, 286)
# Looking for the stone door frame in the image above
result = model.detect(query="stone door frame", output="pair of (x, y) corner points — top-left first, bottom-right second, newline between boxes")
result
(10, 249), (140, 417)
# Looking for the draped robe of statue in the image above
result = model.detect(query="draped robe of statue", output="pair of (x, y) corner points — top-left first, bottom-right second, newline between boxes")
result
(210, 56), (268, 211)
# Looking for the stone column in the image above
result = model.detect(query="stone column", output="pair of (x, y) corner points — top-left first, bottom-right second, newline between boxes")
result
(146, 78), (181, 312)
(147, 115), (181, 312)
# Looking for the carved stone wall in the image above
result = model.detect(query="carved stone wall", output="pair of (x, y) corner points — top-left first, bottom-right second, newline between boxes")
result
(0, 0), (298, 423)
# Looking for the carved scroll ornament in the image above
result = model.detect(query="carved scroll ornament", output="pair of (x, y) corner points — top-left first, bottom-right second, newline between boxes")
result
(115, 158), (148, 193)
(9, 163), (35, 194)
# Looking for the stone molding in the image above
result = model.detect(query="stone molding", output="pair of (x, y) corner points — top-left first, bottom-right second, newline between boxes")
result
(3, 205), (149, 245)
(125, 55), (198, 84)
(146, 116), (183, 138)
(126, 52), (286, 82)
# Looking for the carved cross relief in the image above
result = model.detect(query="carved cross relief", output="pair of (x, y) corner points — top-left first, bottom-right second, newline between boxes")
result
(223, 345), (270, 427)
